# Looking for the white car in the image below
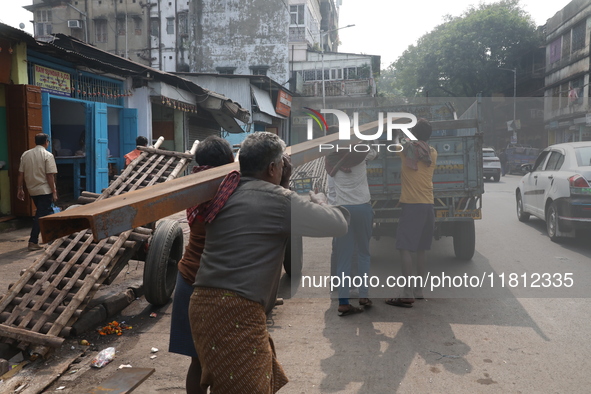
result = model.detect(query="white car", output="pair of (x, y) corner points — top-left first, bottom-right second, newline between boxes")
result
(482, 148), (501, 182)
(516, 141), (591, 241)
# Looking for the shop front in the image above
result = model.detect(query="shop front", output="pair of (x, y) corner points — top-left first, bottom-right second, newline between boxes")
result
(29, 55), (137, 200)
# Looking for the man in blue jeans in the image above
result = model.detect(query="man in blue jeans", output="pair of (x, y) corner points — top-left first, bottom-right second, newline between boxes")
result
(326, 147), (377, 316)
(17, 133), (58, 251)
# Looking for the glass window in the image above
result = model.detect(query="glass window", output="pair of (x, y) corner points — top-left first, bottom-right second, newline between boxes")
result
(532, 150), (550, 172)
(544, 151), (564, 171)
(150, 18), (159, 37)
(572, 21), (586, 52)
(290, 4), (304, 26)
(166, 18), (174, 35)
(575, 147), (591, 167)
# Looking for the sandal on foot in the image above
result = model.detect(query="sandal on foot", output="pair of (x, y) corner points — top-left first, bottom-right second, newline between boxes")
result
(385, 298), (414, 308)
(338, 304), (364, 316)
(359, 298), (373, 307)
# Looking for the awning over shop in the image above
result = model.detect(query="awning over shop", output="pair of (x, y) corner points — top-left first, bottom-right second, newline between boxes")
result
(251, 85), (286, 119)
(201, 92), (250, 134)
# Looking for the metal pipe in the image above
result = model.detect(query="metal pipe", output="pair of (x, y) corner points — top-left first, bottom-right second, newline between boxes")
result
(39, 117), (477, 243)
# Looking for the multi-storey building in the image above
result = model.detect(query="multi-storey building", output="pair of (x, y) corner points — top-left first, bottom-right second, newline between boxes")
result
(25, 0), (188, 71)
(544, 0), (591, 144)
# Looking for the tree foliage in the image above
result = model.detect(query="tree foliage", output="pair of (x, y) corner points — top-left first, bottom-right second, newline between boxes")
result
(390, 0), (542, 98)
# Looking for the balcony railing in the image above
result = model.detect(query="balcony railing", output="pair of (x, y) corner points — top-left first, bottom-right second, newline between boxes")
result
(302, 79), (371, 97)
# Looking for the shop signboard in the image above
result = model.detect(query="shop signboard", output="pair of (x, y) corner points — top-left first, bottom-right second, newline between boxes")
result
(34, 65), (71, 97)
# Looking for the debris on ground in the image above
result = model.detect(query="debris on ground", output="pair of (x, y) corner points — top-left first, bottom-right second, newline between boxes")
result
(98, 321), (132, 336)
(91, 347), (116, 368)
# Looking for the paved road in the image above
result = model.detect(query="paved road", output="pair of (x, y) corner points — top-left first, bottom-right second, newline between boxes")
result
(2, 175), (591, 393)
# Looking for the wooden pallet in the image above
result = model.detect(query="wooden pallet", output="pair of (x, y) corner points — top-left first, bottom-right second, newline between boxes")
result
(0, 139), (196, 358)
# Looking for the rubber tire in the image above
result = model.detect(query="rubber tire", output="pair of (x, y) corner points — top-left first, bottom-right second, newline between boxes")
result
(283, 235), (303, 278)
(493, 174), (500, 182)
(453, 220), (475, 261)
(546, 202), (561, 243)
(516, 192), (530, 222)
(144, 219), (184, 306)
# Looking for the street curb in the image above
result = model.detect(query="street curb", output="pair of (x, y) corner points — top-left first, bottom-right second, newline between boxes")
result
(70, 284), (143, 337)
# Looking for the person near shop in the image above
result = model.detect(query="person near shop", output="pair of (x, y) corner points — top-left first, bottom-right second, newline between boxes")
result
(189, 131), (349, 393)
(169, 135), (235, 394)
(124, 135), (149, 166)
(17, 133), (58, 251)
(386, 118), (438, 308)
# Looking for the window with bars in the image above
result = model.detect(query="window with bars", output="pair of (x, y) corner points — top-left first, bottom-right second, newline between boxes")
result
(134, 17), (142, 35)
(572, 21), (586, 52)
(560, 82), (569, 108)
(178, 12), (188, 36)
(95, 19), (107, 43)
(117, 18), (126, 36)
(551, 85), (560, 111)
(569, 76), (584, 105)
(290, 4), (305, 26)
(562, 32), (571, 58)
(250, 66), (269, 76)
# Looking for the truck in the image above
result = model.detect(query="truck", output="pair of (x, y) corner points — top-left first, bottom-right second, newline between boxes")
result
(505, 145), (540, 175)
(366, 101), (484, 260)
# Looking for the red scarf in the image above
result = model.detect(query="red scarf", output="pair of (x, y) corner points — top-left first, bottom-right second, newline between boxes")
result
(196, 170), (241, 224)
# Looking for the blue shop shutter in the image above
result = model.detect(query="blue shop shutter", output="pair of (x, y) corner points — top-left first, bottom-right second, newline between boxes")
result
(87, 102), (109, 193)
(121, 108), (138, 169)
(41, 92), (51, 147)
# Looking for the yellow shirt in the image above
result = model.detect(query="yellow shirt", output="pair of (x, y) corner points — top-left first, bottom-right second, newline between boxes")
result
(399, 146), (438, 204)
(19, 145), (58, 196)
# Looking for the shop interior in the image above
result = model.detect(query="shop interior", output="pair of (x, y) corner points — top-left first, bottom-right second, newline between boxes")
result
(50, 98), (121, 202)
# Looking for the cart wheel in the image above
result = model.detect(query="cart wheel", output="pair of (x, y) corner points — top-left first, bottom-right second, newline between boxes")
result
(143, 219), (184, 306)
(283, 235), (303, 277)
(453, 220), (475, 261)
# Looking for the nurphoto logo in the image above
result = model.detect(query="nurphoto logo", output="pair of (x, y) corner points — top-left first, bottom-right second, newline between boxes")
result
(304, 109), (418, 152)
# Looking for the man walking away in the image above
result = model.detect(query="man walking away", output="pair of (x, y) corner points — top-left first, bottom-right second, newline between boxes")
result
(386, 118), (438, 308)
(17, 133), (58, 251)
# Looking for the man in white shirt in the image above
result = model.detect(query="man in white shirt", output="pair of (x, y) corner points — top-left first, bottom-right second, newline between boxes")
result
(326, 147), (377, 316)
(17, 133), (58, 251)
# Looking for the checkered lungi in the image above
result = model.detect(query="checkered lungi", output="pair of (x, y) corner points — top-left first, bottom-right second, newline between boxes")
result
(189, 287), (288, 393)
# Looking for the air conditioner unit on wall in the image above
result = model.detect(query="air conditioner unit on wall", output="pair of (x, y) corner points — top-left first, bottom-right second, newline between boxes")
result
(68, 20), (81, 29)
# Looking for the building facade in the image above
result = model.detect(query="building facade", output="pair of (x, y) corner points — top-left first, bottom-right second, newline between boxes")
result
(544, 0), (591, 144)
(26, 0), (196, 73)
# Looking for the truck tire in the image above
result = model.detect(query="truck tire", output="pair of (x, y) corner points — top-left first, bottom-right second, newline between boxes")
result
(453, 220), (475, 261)
(283, 235), (303, 277)
(144, 219), (183, 306)
(493, 173), (500, 182)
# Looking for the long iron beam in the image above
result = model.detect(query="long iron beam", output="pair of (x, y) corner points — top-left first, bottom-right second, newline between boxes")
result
(40, 118), (476, 242)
